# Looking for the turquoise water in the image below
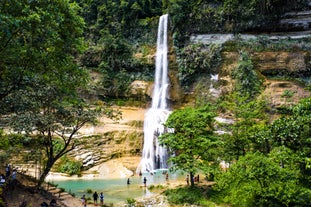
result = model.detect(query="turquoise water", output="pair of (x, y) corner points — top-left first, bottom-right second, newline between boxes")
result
(53, 171), (183, 204)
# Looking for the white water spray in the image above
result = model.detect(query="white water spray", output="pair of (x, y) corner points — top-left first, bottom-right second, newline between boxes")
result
(137, 14), (171, 173)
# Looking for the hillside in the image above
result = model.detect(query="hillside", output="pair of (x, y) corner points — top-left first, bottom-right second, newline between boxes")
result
(1, 1), (311, 206)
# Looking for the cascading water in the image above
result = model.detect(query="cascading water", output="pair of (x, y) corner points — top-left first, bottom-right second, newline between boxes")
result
(137, 14), (171, 173)
(209, 74), (220, 97)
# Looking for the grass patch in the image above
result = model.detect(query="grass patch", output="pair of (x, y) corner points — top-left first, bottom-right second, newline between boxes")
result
(164, 186), (223, 207)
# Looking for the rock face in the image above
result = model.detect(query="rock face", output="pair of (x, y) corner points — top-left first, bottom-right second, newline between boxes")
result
(69, 29), (311, 177)
(72, 49), (310, 177)
(253, 51), (309, 74)
(279, 10), (311, 31)
(70, 107), (146, 173)
(264, 80), (310, 108)
(219, 51), (310, 106)
(73, 47), (310, 176)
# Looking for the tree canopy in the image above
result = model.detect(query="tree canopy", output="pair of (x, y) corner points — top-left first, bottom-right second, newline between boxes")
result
(160, 105), (219, 186)
(0, 0), (121, 187)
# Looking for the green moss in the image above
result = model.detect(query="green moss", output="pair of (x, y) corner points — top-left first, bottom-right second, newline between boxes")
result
(125, 120), (144, 128)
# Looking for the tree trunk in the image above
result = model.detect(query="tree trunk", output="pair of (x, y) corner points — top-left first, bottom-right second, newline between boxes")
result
(37, 158), (56, 187)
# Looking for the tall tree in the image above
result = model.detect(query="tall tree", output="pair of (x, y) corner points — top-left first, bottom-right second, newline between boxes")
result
(268, 97), (311, 187)
(221, 93), (268, 161)
(0, 0), (85, 106)
(219, 50), (266, 161)
(0, 0), (121, 187)
(160, 105), (219, 186)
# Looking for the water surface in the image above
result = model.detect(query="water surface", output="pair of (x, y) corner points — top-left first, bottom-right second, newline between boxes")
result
(53, 171), (183, 204)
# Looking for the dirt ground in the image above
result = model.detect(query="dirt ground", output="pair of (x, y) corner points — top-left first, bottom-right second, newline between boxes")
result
(3, 174), (82, 207)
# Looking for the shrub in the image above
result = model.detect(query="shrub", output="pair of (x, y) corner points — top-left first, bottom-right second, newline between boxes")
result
(126, 198), (136, 207)
(165, 186), (205, 205)
(86, 188), (93, 194)
(56, 156), (82, 176)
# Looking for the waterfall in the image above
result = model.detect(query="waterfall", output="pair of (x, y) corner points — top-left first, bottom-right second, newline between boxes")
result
(137, 14), (171, 173)
(209, 74), (220, 97)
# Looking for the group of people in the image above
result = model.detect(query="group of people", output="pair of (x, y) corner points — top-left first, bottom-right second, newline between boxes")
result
(77, 172), (179, 206)
(186, 174), (200, 185)
(81, 192), (104, 207)
(40, 199), (57, 207)
(1, 164), (17, 187)
(137, 170), (170, 187)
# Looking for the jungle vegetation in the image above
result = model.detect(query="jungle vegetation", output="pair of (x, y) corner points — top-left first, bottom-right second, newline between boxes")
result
(0, 0), (311, 206)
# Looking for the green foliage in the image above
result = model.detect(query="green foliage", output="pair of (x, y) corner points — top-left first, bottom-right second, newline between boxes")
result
(166, 0), (310, 42)
(160, 105), (219, 186)
(148, 184), (165, 190)
(165, 186), (211, 205)
(0, 130), (9, 150)
(86, 188), (93, 194)
(219, 93), (269, 160)
(126, 120), (144, 128)
(231, 51), (262, 100)
(268, 97), (311, 187)
(269, 117), (304, 151)
(126, 198), (136, 206)
(98, 55), (152, 98)
(177, 43), (222, 88)
(164, 0), (195, 44)
(292, 96), (311, 116)
(77, 0), (162, 70)
(215, 152), (311, 207)
(0, 0), (86, 110)
(193, 77), (217, 107)
(268, 97), (311, 153)
(56, 156), (82, 176)
(98, 33), (132, 71)
(0, 0), (126, 187)
(214, 98), (311, 206)
(281, 90), (295, 103)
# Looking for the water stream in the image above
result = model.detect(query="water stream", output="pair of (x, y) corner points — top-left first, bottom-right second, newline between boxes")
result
(137, 14), (171, 174)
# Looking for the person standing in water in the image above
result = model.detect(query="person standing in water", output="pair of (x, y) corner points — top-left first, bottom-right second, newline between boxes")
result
(93, 191), (98, 205)
(143, 177), (147, 187)
(99, 192), (104, 205)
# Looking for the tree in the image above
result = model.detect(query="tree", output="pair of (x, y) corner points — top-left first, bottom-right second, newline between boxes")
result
(159, 105), (219, 186)
(216, 98), (311, 206)
(220, 93), (268, 161)
(219, 50), (266, 161)
(215, 152), (311, 207)
(268, 97), (311, 187)
(0, 0), (85, 107)
(0, 0), (121, 187)
(10, 98), (121, 186)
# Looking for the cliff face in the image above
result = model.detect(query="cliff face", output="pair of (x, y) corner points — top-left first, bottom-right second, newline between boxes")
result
(56, 6), (311, 178)
(70, 107), (145, 173)
(72, 44), (310, 176)
(220, 51), (310, 107)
